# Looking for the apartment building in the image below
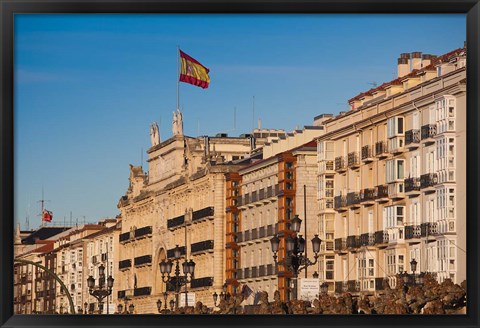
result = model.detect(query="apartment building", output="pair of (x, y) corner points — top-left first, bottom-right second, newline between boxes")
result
(316, 47), (466, 294)
(225, 126), (325, 303)
(116, 123), (283, 313)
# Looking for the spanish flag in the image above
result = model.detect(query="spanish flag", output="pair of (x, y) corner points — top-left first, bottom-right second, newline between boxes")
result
(179, 50), (210, 89)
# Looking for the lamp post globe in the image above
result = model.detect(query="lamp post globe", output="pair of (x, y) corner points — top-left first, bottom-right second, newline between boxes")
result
(297, 235), (306, 253)
(291, 215), (302, 233)
(174, 245), (181, 259)
(98, 264), (105, 277)
(128, 303), (134, 314)
(311, 234), (322, 254)
(286, 235), (295, 253)
(87, 276), (95, 289)
(187, 260), (195, 274)
(107, 275), (114, 289)
(270, 235), (280, 253)
(410, 258), (418, 274)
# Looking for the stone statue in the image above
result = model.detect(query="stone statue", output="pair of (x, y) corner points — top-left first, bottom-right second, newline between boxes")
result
(150, 122), (160, 146)
(172, 109), (184, 136)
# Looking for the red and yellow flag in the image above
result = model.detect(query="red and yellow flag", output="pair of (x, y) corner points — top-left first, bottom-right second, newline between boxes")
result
(179, 50), (210, 89)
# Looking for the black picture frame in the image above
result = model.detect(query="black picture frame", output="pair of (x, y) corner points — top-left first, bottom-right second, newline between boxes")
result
(1, 1), (479, 328)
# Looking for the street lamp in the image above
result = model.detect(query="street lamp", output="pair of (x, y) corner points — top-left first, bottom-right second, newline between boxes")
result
(313, 271), (319, 279)
(128, 303), (135, 314)
(156, 299), (162, 313)
(159, 246), (195, 309)
(169, 299), (175, 311)
(270, 215), (322, 301)
(212, 292), (218, 307)
(87, 264), (114, 314)
(117, 304), (123, 314)
(410, 258), (417, 276)
(84, 302), (88, 315)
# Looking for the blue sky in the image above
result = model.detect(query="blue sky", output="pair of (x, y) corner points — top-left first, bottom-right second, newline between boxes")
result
(14, 14), (465, 230)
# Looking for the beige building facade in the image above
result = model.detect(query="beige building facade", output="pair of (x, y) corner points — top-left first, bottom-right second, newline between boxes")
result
(316, 47), (467, 293)
(116, 124), (283, 313)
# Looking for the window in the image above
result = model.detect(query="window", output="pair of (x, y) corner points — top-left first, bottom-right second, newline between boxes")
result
(383, 205), (405, 228)
(386, 159), (405, 182)
(387, 116), (404, 138)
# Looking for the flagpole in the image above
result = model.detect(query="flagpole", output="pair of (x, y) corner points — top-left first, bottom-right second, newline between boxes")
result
(177, 46), (180, 112)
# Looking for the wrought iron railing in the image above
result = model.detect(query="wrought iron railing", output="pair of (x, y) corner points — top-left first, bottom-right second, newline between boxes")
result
(420, 173), (438, 188)
(421, 124), (437, 140)
(405, 129), (420, 145)
(191, 240), (214, 253)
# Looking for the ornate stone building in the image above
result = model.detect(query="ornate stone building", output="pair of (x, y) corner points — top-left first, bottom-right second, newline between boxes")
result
(116, 115), (283, 313)
(316, 46), (466, 294)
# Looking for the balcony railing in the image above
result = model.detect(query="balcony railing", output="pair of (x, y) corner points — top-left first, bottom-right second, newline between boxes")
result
(191, 240), (214, 253)
(192, 206), (214, 221)
(346, 235), (358, 248)
(251, 191), (258, 203)
(251, 267), (258, 278)
(347, 152), (360, 168)
(134, 255), (152, 266)
(133, 286), (151, 297)
(167, 215), (185, 229)
(119, 259), (132, 270)
(421, 124), (437, 140)
(375, 141), (388, 156)
(420, 173), (438, 189)
(360, 233), (375, 246)
(334, 238), (347, 251)
(335, 156), (346, 171)
(405, 225), (421, 239)
(190, 277), (214, 288)
(405, 177), (421, 192)
(375, 185), (389, 199)
(267, 264), (275, 276)
(361, 145), (373, 161)
(360, 188), (375, 202)
(346, 192), (360, 206)
(334, 195), (347, 210)
(134, 226), (152, 238)
(374, 230), (389, 245)
(258, 227), (266, 239)
(251, 228), (258, 240)
(421, 222), (438, 237)
(405, 129), (420, 145)
(119, 232), (130, 243)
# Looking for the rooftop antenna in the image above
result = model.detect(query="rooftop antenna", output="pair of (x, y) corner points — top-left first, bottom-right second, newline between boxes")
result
(83, 216), (86, 225)
(367, 81), (378, 88)
(252, 96), (255, 132)
(25, 196), (30, 231)
(70, 211), (73, 227)
(37, 186), (50, 228)
(197, 118), (200, 136)
(141, 147), (143, 169)
(234, 107), (236, 132)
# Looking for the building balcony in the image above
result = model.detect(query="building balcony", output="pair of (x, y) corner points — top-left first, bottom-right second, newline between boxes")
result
(133, 286), (151, 297)
(374, 230), (389, 247)
(334, 238), (347, 253)
(360, 188), (375, 205)
(134, 226), (152, 239)
(405, 129), (420, 149)
(191, 277), (214, 289)
(404, 177), (421, 195)
(346, 235), (359, 249)
(374, 185), (389, 202)
(118, 259), (132, 270)
(347, 152), (360, 169)
(119, 232), (130, 243)
(192, 206), (214, 222)
(421, 124), (437, 144)
(346, 191), (361, 208)
(134, 255), (152, 267)
(405, 225), (421, 241)
(335, 156), (347, 172)
(420, 173), (438, 191)
(375, 141), (389, 158)
(361, 145), (374, 163)
(360, 233), (375, 247)
(334, 195), (347, 211)
(167, 214), (185, 229)
(191, 240), (214, 254)
(421, 222), (439, 238)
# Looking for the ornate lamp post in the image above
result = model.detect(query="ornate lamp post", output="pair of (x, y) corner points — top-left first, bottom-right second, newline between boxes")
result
(87, 264), (114, 314)
(83, 302), (88, 315)
(156, 299), (162, 313)
(159, 246), (196, 309)
(128, 303), (135, 314)
(169, 299), (175, 311)
(320, 282), (329, 294)
(270, 215), (322, 300)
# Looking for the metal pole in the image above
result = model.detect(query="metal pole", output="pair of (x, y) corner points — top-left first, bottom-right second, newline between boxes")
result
(304, 184), (307, 279)
(177, 46), (180, 111)
(185, 219), (188, 307)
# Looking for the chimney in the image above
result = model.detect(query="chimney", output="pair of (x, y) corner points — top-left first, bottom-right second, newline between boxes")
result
(249, 136), (256, 151)
(411, 52), (422, 71)
(421, 54), (436, 68)
(397, 53), (410, 78)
